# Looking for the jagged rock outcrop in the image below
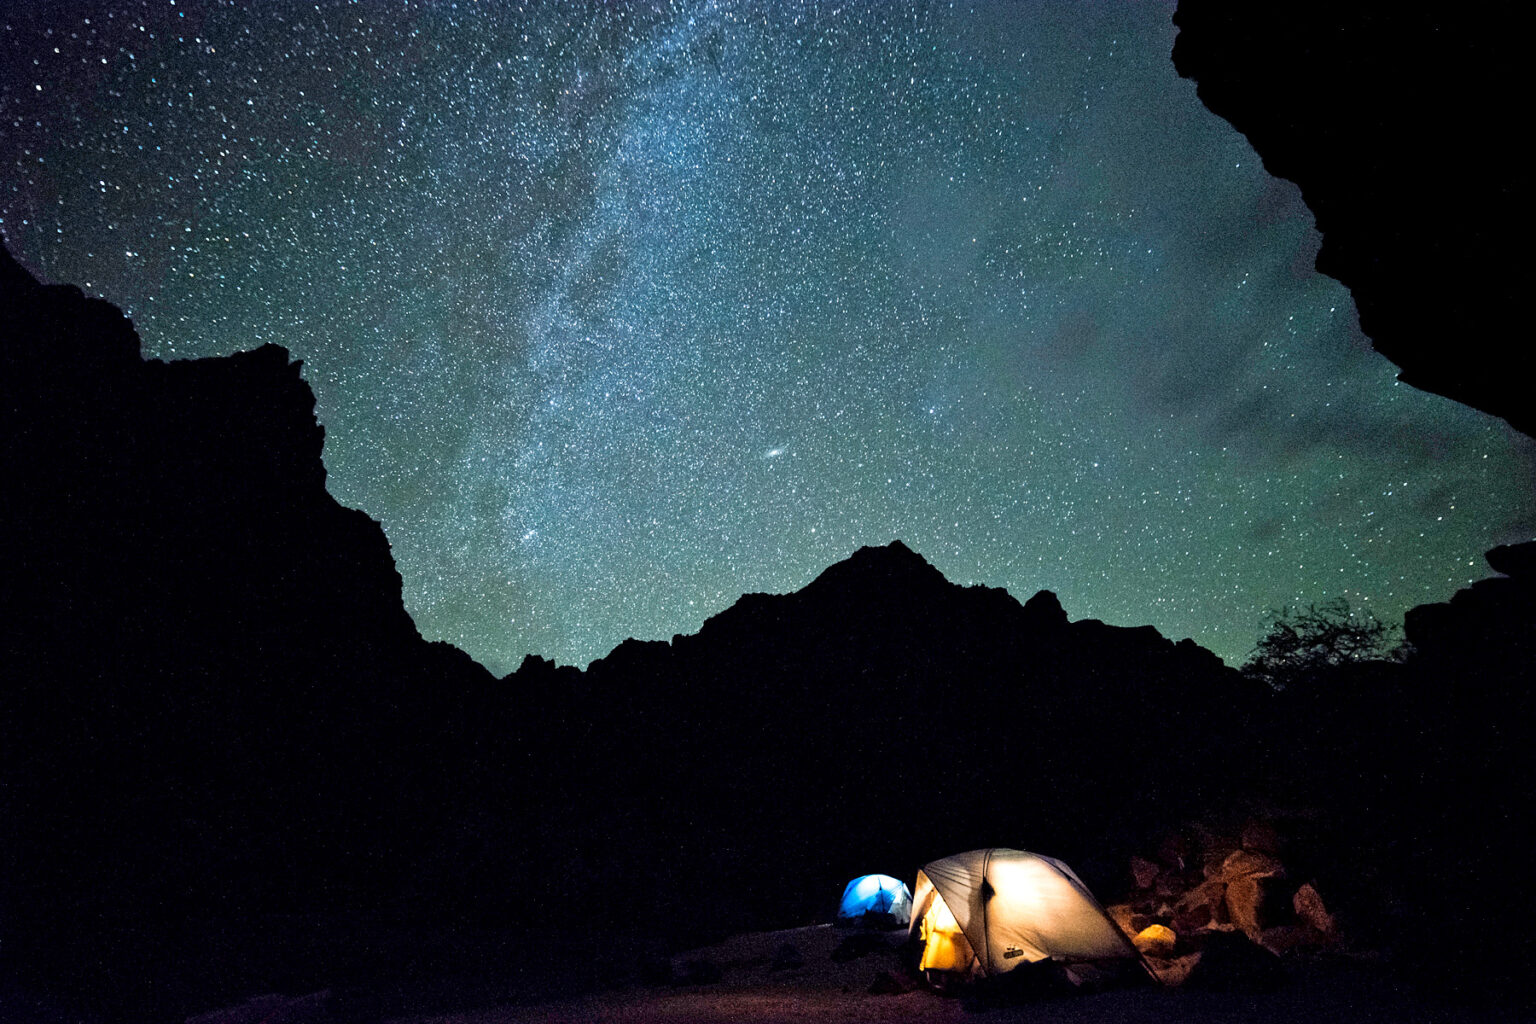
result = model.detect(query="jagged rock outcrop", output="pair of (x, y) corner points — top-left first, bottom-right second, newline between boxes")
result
(1404, 542), (1536, 664)
(1108, 816), (1343, 987)
(1399, 540), (1536, 803)
(1399, 544), (1536, 820)
(1172, 2), (1535, 438)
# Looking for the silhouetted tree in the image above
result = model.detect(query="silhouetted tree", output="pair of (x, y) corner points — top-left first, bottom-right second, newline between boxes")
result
(1242, 598), (1402, 689)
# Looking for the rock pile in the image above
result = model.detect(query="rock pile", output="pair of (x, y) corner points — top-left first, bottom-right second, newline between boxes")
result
(1105, 819), (1339, 987)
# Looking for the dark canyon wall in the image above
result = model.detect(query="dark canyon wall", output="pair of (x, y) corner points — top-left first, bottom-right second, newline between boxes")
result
(1173, 2), (1535, 438)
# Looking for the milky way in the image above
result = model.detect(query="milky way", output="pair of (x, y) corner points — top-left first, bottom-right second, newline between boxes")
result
(4, 1), (1532, 673)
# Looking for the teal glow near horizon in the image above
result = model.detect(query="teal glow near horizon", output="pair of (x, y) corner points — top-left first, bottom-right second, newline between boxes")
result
(4, 1), (1532, 673)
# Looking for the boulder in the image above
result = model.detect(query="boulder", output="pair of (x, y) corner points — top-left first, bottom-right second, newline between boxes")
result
(1221, 849), (1285, 881)
(1172, 894), (1215, 934)
(1130, 855), (1160, 890)
(1153, 871), (1187, 899)
(1172, 902), (1211, 934)
(1202, 842), (1239, 879)
(1226, 874), (1293, 937)
(1292, 883), (1336, 936)
(1176, 878), (1229, 924)
(1226, 875), (1263, 936)
(1134, 924), (1178, 956)
(1106, 902), (1138, 937)
(1147, 952), (1201, 988)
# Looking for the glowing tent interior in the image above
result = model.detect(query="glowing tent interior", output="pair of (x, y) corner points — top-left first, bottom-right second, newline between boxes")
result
(909, 848), (1137, 977)
(836, 874), (913, 927)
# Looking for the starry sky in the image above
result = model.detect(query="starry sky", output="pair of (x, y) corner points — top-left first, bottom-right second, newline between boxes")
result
(4, 1), (1533, 674)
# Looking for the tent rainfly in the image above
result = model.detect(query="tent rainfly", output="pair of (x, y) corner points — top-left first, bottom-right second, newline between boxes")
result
(909, 848), (1137, 977)
(837, 874), (913, 926)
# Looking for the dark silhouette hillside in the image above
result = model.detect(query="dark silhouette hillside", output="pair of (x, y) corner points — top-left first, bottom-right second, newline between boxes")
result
(509, 538), (1266, 940)
(0, 242), (509, 1015)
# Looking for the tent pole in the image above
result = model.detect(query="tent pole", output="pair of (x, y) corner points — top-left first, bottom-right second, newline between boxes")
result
(979, 847), (992, 976)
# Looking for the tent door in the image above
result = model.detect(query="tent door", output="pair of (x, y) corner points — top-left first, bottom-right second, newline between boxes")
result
(917, 892), (975, 973)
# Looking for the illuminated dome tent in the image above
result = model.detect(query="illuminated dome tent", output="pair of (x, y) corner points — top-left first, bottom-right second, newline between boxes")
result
(909, 848), (1137, 978)
(837, 874), (913, 926)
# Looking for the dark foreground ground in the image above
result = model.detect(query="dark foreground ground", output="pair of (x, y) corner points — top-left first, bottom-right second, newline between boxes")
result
(153, 923), (1526, 1024)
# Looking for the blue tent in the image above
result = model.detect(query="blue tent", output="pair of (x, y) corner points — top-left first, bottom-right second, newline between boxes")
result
(837, 874), (914, 926)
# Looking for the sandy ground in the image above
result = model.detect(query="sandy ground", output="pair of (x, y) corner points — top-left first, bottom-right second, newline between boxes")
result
(384, 923), (1524, 1024)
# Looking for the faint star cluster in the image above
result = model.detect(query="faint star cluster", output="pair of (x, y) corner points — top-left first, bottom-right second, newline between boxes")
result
(3, 1), (1532, 673)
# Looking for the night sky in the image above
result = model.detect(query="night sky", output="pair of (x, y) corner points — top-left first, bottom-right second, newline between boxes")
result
(4, 1), (1532, 674)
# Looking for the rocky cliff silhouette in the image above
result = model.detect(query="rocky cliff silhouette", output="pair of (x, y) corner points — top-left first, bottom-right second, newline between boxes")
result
(0, 241), (509, 1013)
(1172, 2), (1535, 438)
